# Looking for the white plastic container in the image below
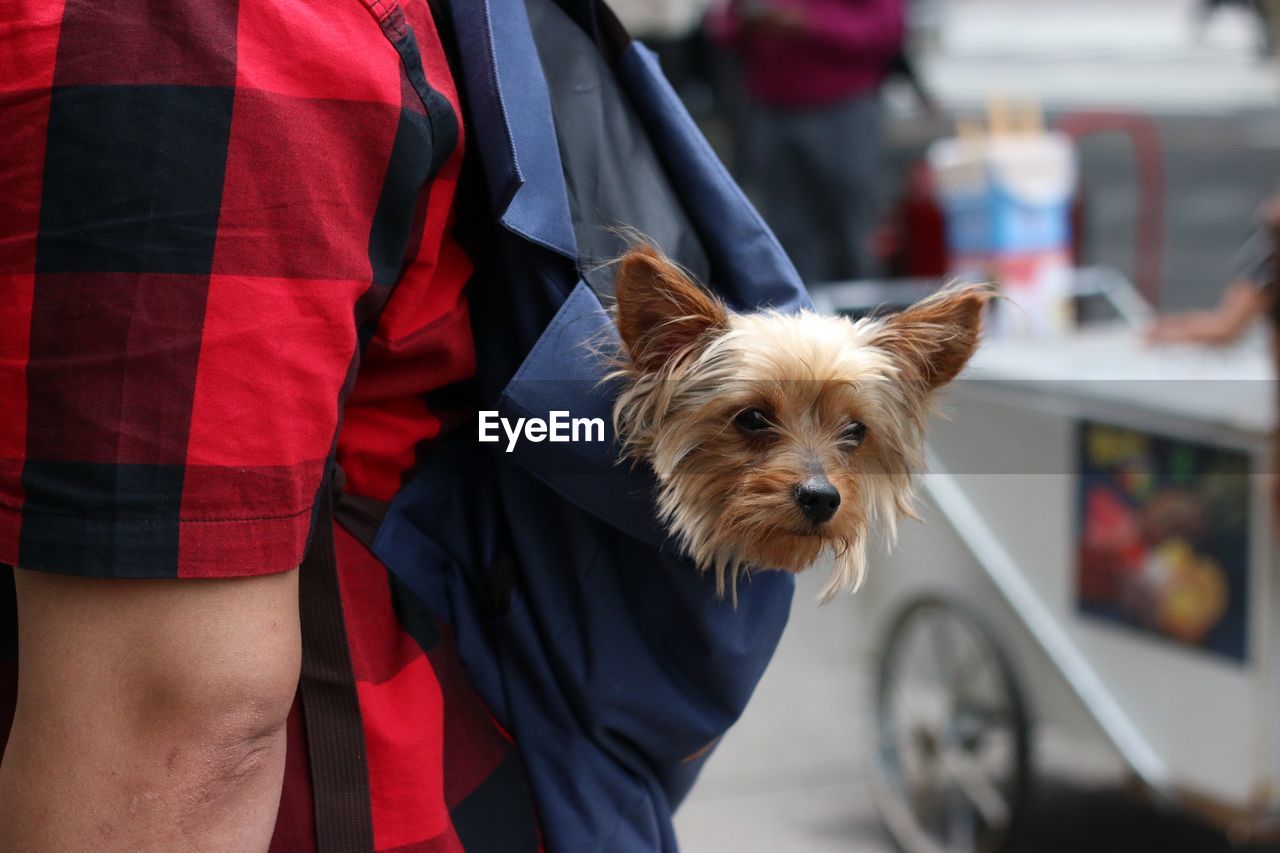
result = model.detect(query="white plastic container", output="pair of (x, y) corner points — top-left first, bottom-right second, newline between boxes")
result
(929, 132), (1078, 337)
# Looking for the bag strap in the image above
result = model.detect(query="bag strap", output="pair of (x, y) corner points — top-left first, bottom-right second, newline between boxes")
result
(298, 470), (376, 853)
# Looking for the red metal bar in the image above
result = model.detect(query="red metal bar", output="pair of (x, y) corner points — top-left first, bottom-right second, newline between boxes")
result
(1054, 111), (1166, 309)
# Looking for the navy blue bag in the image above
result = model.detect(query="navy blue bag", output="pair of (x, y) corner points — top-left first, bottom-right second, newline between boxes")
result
(373, 1), (811, 848)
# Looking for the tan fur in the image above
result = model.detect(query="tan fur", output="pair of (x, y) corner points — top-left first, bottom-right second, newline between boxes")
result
(610, 246), (991, 601)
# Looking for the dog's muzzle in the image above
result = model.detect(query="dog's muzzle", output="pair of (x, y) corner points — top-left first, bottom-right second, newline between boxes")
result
(794, 477), (840, 525)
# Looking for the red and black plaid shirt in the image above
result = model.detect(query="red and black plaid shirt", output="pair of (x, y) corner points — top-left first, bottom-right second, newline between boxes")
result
(0, 1), (538, 849)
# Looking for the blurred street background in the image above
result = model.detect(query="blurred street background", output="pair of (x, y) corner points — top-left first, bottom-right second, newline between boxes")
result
(899, 0), (1280, 313)
(676, 571), (1276, 853)
(624, 0), (1280, 849)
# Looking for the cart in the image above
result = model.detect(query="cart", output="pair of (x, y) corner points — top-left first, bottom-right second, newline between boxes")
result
(812, 272), (1277, 852)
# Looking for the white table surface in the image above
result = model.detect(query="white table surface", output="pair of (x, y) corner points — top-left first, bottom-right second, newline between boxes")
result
(965, 324), (1275, 436)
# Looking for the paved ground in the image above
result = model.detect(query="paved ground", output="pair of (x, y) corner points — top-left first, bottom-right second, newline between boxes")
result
(676, 2), (1280, 850)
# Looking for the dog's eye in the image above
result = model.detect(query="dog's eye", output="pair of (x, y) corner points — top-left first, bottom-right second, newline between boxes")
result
(842, 421), (868, 446)
(734, 408), (772, 433)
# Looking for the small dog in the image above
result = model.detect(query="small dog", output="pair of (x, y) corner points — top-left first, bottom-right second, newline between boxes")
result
(609, 245), (990, 600)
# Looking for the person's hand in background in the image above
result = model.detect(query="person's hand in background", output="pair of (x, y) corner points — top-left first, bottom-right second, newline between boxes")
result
(1149, 190), (1279, 347)
(1145, 279), (1267, 346)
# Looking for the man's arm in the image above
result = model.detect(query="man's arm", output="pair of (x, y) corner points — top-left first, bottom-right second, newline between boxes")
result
(0, 3), (414, 848)
(0, 569), (300, 851)
(0, 6), (306, 846)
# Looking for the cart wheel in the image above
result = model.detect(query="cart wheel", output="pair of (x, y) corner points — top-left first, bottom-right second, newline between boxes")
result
(870, 594), (1032, 853)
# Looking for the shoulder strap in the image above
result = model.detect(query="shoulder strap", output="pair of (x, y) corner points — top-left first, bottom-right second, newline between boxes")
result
(298, 472), (375, 853)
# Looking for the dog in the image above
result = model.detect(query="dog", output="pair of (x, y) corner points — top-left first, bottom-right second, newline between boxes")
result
(609, 245), (991, 601)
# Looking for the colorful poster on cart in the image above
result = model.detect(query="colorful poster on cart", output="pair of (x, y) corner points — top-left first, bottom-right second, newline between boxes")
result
(1076, 421), (1250, 662)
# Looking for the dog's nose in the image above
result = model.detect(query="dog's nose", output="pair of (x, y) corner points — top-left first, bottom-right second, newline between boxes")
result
(794, 477), (840, 525)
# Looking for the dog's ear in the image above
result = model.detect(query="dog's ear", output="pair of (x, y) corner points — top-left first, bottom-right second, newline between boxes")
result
(874, 285), (993, 388)
(613, 245), (728, 372)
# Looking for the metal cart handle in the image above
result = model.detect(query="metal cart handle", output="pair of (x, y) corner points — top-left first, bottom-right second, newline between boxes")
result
(921, 446), (1176, 801)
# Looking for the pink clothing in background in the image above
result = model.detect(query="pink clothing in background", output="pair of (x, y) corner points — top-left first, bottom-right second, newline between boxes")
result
(711, 0), (904, 108)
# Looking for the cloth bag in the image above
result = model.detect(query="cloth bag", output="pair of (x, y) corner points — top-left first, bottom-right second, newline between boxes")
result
(374, 1), (811, 848)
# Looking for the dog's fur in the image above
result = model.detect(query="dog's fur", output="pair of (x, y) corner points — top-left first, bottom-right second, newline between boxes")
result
(610, 245), (990, 601)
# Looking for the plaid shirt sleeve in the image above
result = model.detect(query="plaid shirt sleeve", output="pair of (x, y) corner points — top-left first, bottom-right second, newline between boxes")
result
(0, 0), (461, 579)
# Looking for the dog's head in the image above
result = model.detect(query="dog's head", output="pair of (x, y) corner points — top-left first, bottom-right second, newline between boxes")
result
(610, 245), (990, 600)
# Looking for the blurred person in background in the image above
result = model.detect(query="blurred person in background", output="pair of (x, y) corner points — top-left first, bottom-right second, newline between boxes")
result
(1151, 194), (1280, 531)
(1148, 193), (1278, 345)
(711, 0), (905, 283)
